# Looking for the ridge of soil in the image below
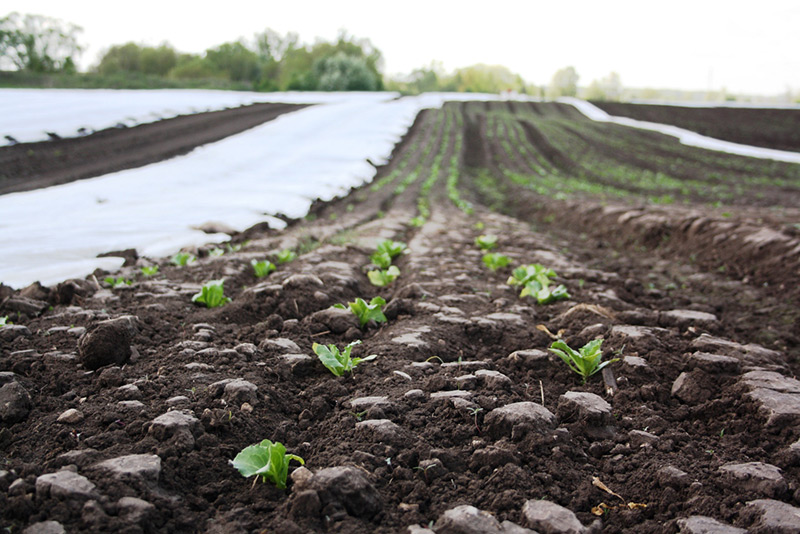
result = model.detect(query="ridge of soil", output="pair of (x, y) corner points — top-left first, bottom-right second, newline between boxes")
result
(2, 101), (800, 534)
(0, 102), (308, 195)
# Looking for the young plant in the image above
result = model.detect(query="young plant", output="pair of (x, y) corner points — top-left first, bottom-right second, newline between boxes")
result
(507, 264), (570, 304)
(140, 265), (159, 277)
(335, 296), (387, 328)
(312, 340), (378, 376)
(231, 439), (304, 489)
(276, 249), (297, 264)
(376, 240), (407, 259)
(251, 259), (276, 278)
(171, 252), (196, 266)
(0, 316), (10, 326)
(475, 234), (498, 251)
(482, 252), (511, 272)
(104, 277), (132, 288)
(209, 247), (225, 257)
(548, 339), (619, 384)
(370, 251), (393, 269)
(367, 265), (400, 287)
(191, 280), (231, 308)
(410, 216), (425, 227)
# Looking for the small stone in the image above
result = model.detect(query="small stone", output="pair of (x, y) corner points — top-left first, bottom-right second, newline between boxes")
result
(623, 356), (650, 368)
(166, 395), (190, 406)
(393, 371), (412, 381)
(392, 331), (429, 348)
(348, 396), (391, 410)
(454, 375), (478, 390)
(677, 516), (747, 534)
(22, 521), (66, 534)
(672, 372), (711, 404)
(483, 312), (525, 326)
(507, 349), (550, 368)
(0, 381), (33, 423)
(660, 309), (718, 329)
(282, 273), (324, 289)
(407, 525), (435, 534)
(522, 499), (586, 534)
(148, 410), (201, 440)
(745, 388), (800, 428)
(9, 478), (28, 496)
(470, 446), (519, 469)
(291, 466), (315, 490)
(485, 402), (556, 439)
(404, 389), (425, 400)
(434, 504), (504, 534)
(310, 466), (382, 519)
(309, 307), (359, 334)
(0, 324), (31, 341)
(117, 496), (155, 521)
(290, 489), (322, 519)
(743, 499), (800, 533)
(657, 466), (691, 488)
(719, 462), (787, 497)
(691, 334), (783, 368)
(356, 419), (403, 444)
(36, 470), (97, 500)
(234, 343), (258, 357)
(689, 352), (741, 374)
(475, 369), (512, 388)
(557, 391), (612, 426)
(279, 353), (315, 375)
(77, 316), (138, 370)
(116, 384), (142, 400)
(94, 454), (161, 483)
(223, 379), (258, 405)
(57, 409), (84, 424)
(430, 390), (473, 400)
(629, 429), (659, 448)
(260, 337), (302, 353)
(741, 371), (800, 394)
(117, 400), (145, 410)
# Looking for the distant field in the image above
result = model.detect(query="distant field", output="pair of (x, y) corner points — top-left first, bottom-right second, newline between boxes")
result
(592, 101), (800, 153)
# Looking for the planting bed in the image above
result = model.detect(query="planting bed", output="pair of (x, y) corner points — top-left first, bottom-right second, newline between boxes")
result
(2, 101), (800, 534)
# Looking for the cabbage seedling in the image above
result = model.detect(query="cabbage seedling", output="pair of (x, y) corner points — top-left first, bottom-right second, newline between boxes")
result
(508, 264), (570, 304)
(251, 259), (276, 278)
(276, 249), (297, 264)
(335, 296), (387, 328)
(171, 252), (195, 266)
(368, 265), (400, 287)
(475, 234), (498, 251)
(312, 340), (378, 376)
(0, 316), (10, 326)
(104, 277), (132, 288)
(549, 339), (618, 384)
(376, 240), (407, 259)
(192, 280), (231, 308)
(140, 265), (159, 277)
(231, 439), (304, 489)
(209, 248), (225, 257)
(482, 253), (510, 272)
(370, 251), (393, 269)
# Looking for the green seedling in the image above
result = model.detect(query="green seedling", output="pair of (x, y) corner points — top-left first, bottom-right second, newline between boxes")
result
(171, 252), (196, 266)
(475, 234), (498, 251)
(468, 406), (483, 433)
(231, 439), (304, 489)
(507, 264), (570, 304)
(334, 296), (387, 328)
(548, 338), (619, 384)
(312, 340), (378, 376)
(140, 265), (159, 277)
(209, 247), (225, 257)
(0, 316), (10, 326)
(226, 242), (247, 253)
(370, 251), (393, 269)
(367, 265), (400, 287)
(251, 259), (276, 278)
(191, 280), (231, 308)
(104, 277), (132, 288)
(376, 240), (407, 259)
(276, 249), (297, 264)
(410, 216), (425, 227)
(482, 252), (511, 272)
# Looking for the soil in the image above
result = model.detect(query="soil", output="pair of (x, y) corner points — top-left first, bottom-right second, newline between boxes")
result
(0, 102), (308, 195)
(2, 100), (800, 534)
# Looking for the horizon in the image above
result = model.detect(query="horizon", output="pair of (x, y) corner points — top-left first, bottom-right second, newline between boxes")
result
(3, 0), (799, 97)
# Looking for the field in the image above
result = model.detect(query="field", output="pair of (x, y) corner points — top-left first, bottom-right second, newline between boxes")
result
(2, 99), (800, 534)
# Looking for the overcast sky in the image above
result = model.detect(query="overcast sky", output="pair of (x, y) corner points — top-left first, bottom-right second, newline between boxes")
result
(5, 0), (799, 96)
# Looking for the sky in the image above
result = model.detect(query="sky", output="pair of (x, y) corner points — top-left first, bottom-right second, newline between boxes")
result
(4, 0), (799, 96)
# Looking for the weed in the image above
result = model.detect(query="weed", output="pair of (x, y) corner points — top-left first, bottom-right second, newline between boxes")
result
(313, 340), (378, 376)
(548, 338), (619, 384)
(231, 439), (304, 489)
(191, 280), (231, 308)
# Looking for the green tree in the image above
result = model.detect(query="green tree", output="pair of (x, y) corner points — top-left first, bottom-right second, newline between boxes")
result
(585, 72), (622, 101)
(448, 64), (524, 93)
(168, 54), (219, 79)
(204, 41), (261, 83)
(548, 66), (579, 98)
(95, 42), (142, 74)
(313, 52), (380, 91)
(0, 12), (83, 72)
(140, 44), (177, 76)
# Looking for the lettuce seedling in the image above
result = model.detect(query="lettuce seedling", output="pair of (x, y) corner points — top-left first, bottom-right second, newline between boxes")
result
(251, 259), (276, 278)
(368, 265), (400, 287)
(104, 277), (132, 288)
(0, 316), (10, 326)
(312, 340), (378, 376)
(410, 216), (425, 227)
(335, 296), (387, 328)
(370, 251), (393, 269)
(376, 240), (407, 259)
(209, 248), (225, 257)
(171, 252), (195, 266)
(482, 252), (511, 272)
(140, 265), (159, 277)
(276, 249), (297, 264)
(231, 439), (304, 489)
(508, 264), (570, 304)
(475, 234), (498, 251)
(549, 339), (618, 383)
(192, 280), (231, 308)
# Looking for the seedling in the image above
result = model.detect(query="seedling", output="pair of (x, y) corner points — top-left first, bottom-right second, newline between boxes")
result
(312, 340), (378, 376)
(0, 316), (10, 326)
(376, 240), (407, 259)
(191, 280), (231, 308)
(226, 242), (247, 253)
(171, 252), (196, 266)
(231, 439), (304, 489)
(548, 338), (619, 384)
(104, 277), (132, 288)
(410, 217), (425, 227)
(370, 251), (393, 269)
(140, 265), (159, 277)
(276, 249), (297, 264)
(334, 297), (387, 328)
(251, 259), (276, 278)
(468, 406), (483, 433)
(475, 234), (498, 251)
(507, 264), (570, 304)
(209, 248), (225, 257)
(367, 265), (400, 287)
(482, 252), (511, 272)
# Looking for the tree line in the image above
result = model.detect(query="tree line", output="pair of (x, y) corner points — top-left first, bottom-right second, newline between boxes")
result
(1, 12), (623, 99)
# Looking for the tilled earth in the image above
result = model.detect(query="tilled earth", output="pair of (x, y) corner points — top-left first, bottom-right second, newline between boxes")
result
(1, 101), (800, 534)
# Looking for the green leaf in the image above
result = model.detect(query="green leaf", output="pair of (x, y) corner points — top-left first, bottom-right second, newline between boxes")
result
(140, 265), (159, 277)
(548, 338), (616, 383)
(313, 340), (376, 376)
(482, 253), (510, 272)
(475, 234), (498, 251)
(191, 279), (231, 308)
(370, 251), (393, 269)
(0, 316), (10, 326)
(367, 265), (400, 287)
(231, 439), (304, 489)
(343, 297), (387, 328)
(376, 240), (407, 258)
(171, 252), (195, 266)
(251, 259), (276, 278)
(276, 249), (297, 264)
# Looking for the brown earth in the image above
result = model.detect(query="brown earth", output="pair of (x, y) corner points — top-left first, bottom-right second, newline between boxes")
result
(0, 102), (308, 195)
(1, 101), (800, 534)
